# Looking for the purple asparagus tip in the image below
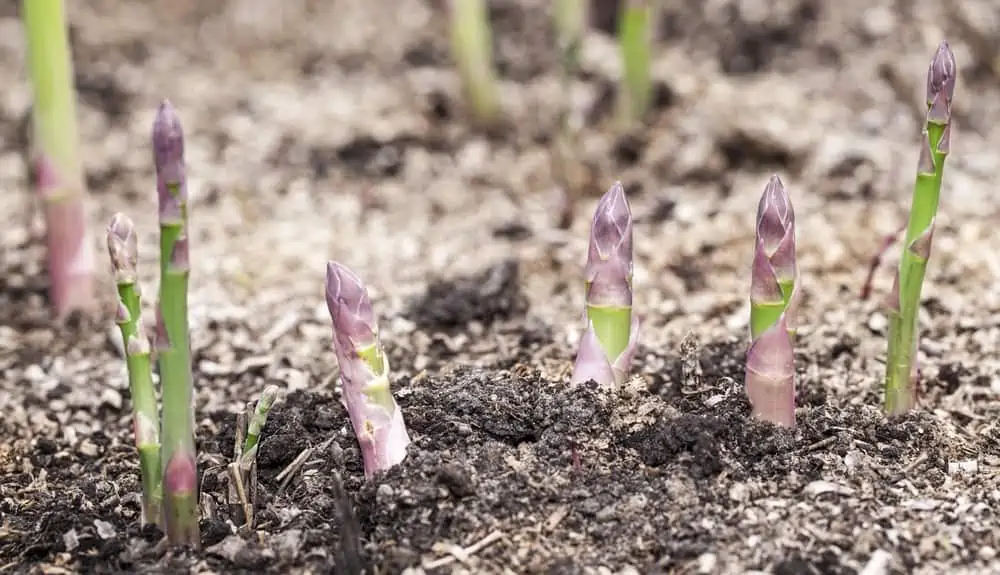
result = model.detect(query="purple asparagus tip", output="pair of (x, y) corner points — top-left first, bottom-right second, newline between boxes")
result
(325, 261), (378, 350)
(586, 181), (634, 289)
(926, 42), (957, 106)
(745, 314), (795, 427)
(755, 174), (796, 282)
(107, 213), (138, 283)
(169, 234), (190, 272)
(926, 42), (956, 124)
(153, 100), (187, 223)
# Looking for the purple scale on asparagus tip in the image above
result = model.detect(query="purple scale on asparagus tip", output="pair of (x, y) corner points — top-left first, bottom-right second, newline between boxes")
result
(116, 301), (131, 324)
(570, 315), (640, 388)
(937, 123), (952, 155)
(586, 182), (633, 282)
(154, 306), (171, 350)
(745, 314), (795, 427)
(750, 240), (783, 304)
(153, 100), (187, 222)
(926, 41), (956, 107)
(570, 322), (616, 386)
(107, 213), (138, 282)
(169, 235), (190, 272)
(163, 453), (197, 494)
(126, 333), (151, 355)
(325, 262), (378, 350)
(885, 270), (901, 314)
(908, 220), (935, 260)
(917, 132), (935, 175)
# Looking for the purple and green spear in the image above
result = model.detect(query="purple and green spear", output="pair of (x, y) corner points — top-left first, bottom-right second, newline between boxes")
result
(107, 213), (161, 526)
(325, 262), (410, 478)
(571, 182), (639, 388)
(21, 0), (94, 316)
(745, 175), (797, 427)
(883, 42), (956, 415)
(153, 101), (199, 546)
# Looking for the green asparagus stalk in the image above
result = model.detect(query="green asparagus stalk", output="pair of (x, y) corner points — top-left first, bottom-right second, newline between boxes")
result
(617, 0), (654, 124)
(152, 100), (199, 546)
(106, 213), (162, 526)
(884, 42), (956, 415)
(21, 0), (94, 317)
(241, 385), (279, 469)
(449, 0), (501, 125)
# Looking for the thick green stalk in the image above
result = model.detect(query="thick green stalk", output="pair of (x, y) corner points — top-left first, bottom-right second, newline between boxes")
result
(21, 0), (93, 316)
(449, 0), (500, 125)
(586, 303), (631, 363)
(157, 222), (197, 544)
(618, 0), (653, 124)
(884, 43), (954, 415)
(555, 0), (587, 76)
(154, 102), (198, 545)
(885, 129), (945, 414)
(117, 283), (162, 525)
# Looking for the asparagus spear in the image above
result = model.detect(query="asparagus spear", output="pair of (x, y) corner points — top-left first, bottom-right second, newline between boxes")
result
(449, 0), (501, 125)
(571, 182), (639, 388)
(106, 213), (161, 526)
(152, 101), (199, 546)
(745, 175), (798, 427)
(618, 0), (654, 124)
(241, 385), (279, 469)
(325, 262), (410, 478)
(21, 0), (94, 317)
(884, 42), (956, 415)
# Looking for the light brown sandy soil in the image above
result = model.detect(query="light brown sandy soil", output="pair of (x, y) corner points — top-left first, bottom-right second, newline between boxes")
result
(1, 0), (999, 573)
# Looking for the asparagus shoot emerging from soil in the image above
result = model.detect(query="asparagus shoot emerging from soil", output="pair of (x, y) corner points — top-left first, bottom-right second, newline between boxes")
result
(242, 385), (279, 467)
(571, 182), (639, 388)
(746, 175), (797, 427)
(884, 42), (956, 416)
(618, 0), (654, 124)
(152, 101), (199, 546)
(449, 0), (501, 125)
(21, 0), (94, 317)
(325, 262), (410, 478)
(106, 213), (162, 526)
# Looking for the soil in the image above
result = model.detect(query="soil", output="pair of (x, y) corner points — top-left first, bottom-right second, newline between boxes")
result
(2, 0), (1000, 573)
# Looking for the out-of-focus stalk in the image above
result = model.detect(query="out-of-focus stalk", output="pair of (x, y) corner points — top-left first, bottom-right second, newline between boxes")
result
(325, 262), (410, 478)
(106, 213), (161, 526)
(617, 0), (654, 124)
(21, 0), (94, 317)
(449, 0), (501, 125)
(884, 42), (956, 415)
(745, 175), (797, 427)
(152, 101), (199, 547)
(570, 182), (639, 388)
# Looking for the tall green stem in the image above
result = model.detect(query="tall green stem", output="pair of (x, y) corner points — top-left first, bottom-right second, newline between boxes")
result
(450, 0), (501, 125)
(618, 0), (653, 124)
